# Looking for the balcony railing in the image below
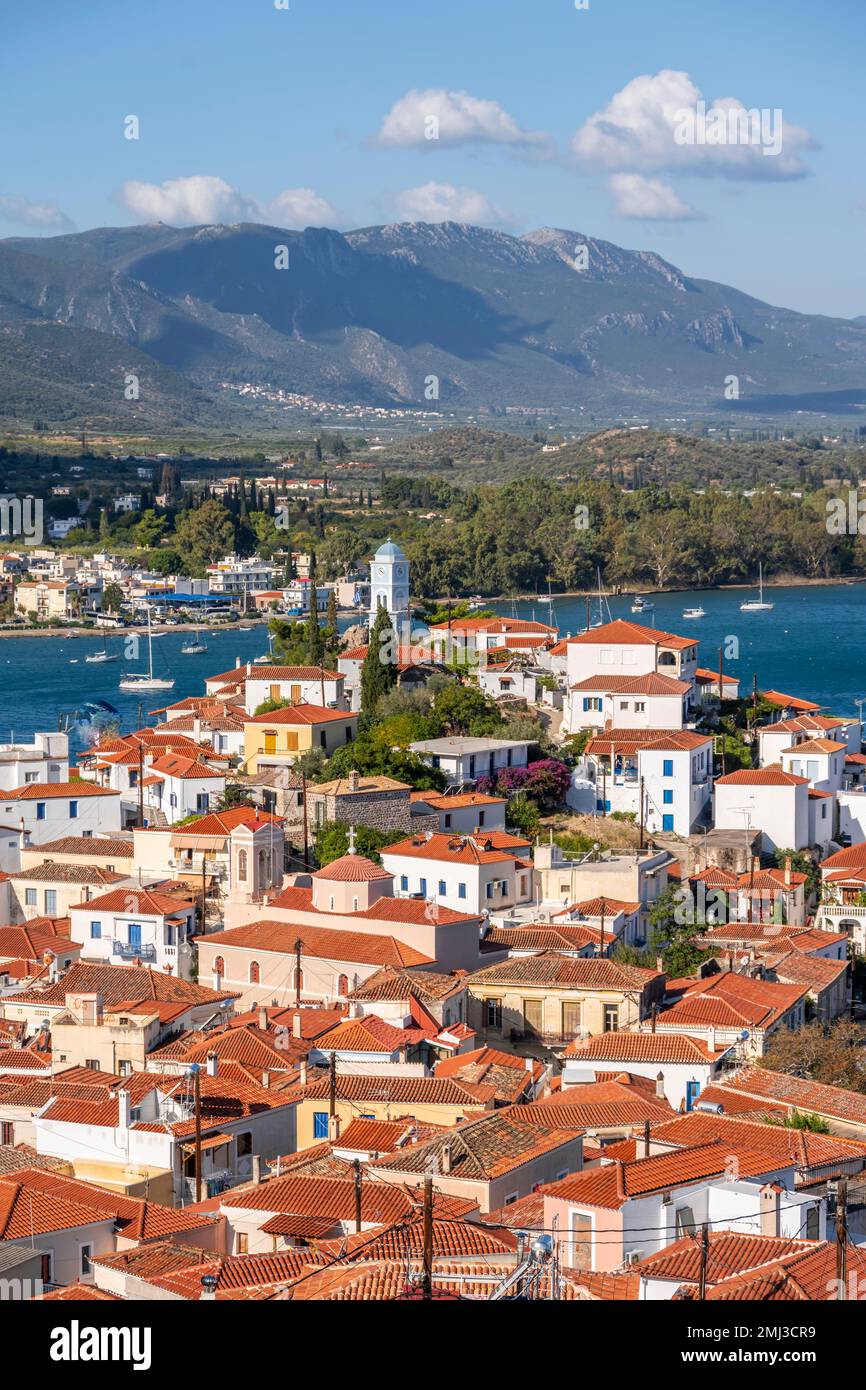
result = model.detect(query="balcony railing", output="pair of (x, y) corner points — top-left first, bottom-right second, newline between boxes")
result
(112, 940), (156, 962)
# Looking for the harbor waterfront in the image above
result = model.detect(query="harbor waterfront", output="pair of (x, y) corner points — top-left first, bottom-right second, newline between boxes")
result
(5, 580), (865, 750)
(491, 581), (866, 714)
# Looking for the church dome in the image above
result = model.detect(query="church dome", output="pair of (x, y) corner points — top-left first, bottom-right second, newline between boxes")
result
(312, 854), (392, 883)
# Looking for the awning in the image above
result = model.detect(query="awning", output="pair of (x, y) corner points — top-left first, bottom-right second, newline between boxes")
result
(170, 834), (226, 851)
(180, 1132), (233, 1156)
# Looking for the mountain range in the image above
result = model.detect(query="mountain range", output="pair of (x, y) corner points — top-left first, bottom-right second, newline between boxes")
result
(1, 219), (865, 429)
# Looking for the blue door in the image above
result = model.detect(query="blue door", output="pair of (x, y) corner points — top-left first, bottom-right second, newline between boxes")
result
(662, 814), (674, 832)
(686, 1081), (700, 1111)
(128, 923), (142, 951)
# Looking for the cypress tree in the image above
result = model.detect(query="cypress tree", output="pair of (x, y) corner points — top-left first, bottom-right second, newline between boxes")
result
(359, 601), (397, 730)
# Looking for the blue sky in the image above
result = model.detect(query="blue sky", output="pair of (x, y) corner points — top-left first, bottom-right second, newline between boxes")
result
(2, 0), (863, 316)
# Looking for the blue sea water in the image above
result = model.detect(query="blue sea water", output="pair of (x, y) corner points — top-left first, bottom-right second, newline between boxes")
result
(3, 582), (865, 752)
(492, 582), (866, 716)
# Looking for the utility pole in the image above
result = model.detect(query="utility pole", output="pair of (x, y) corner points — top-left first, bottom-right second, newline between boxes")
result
(639, 775), (645, 850)
(193, 1063), (202, 1204)
(200, 853), (207, 934)
(301, 771), (309, 869)
(717, 646), (724, 705)
(599, 903), (605, 958)
(137, 742), (144, 827)
(294, 937), (303, 1009)
(836, 1177), (848, 1300)
(421, 1174), (434, 1300)
(353, 1157), (362, 1234)
(328, 1050), (337, 1122)
(698, 1223), (710, 1300)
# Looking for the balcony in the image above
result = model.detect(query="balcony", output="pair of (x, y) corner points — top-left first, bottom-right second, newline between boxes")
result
(112, 940), (156, 962)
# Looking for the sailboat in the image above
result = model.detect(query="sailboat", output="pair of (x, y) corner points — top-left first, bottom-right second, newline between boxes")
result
(740, 563), (774, 612)
(588, 568), (613, 630)
(85, 631), (119, 664)
(181, 628), (208, 655)
(119, 607), (176, 691)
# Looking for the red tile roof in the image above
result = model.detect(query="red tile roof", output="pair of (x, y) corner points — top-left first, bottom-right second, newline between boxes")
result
(248, 703), (356, 726)
(312, 854), (391, 883)
(564, 1031), (730, 1065)
(196, 919), (433, 968)
(715, 766), (809, 786)
(545, 1142), (781, 1209)
(568, 619), (696, 650)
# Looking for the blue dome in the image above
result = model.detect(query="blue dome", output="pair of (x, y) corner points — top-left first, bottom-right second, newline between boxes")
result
(374, 539), (406, 562)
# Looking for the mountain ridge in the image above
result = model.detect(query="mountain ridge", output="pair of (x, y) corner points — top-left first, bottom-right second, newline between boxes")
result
(1, 219), (865, 427)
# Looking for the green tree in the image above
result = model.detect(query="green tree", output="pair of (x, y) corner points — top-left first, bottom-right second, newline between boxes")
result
(359, 604), (397, 731)
(314, 820), (405, 867)
(134, 509), (168, 549)
(102, 582), (124, 614)
(174, 500), (235, 572)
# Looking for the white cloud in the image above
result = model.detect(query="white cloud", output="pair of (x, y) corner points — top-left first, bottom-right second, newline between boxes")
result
(609, 173), (703, 221)
(117, 176), (337, 228)
(572, 70), (818, 181)
(393, 181), (509, 226)
(377, 88), (549, 150)
(118, 176), (258, 224)
(0, 195), (74, 231)
(264, 187), (337, 227)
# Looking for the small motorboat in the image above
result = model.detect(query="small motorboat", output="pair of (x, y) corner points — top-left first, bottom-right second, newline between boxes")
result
(631, 595), (654, 614)
(682, 606), (706, 619)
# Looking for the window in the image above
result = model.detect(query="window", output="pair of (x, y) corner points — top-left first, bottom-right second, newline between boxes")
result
(40, 1252), (53, 1285)
(238, 849), (247, 881)
(419, 877), (427, 896)
(36, 802), (46, 820)
(237, 1233), (249, 1255)
(80, 1244), (92, 1276)
(237, 1131), (253, 1156)
(523, 999), (543, 1035)
(69, 800), (78, 819)
(562, 1001), (582, 1035)
(313, 1111), (329, 1139)
(662, 759), (674, 777)
(478, 810), (485, 827)
(249, 960), (261, 984)
(634, 702), (645, 713)
(458, 882), (467, 899)
(675, 1205), (697, 1237)
(25, 888), (37, 907)
(444, 814), (452, 829)
(806, 1205), (820, 1240)
(438, 879), (446, 896)
(400, 875), (408, 891)
(44, 890), (57, 915)
(213, 955), (224, 977)
(90, 921), (102, 940)
(485, 999), (502, 1029)
(603, 1004), (619, 1033)
(663, 789), (673, 805)
(486, 882), (494, 900)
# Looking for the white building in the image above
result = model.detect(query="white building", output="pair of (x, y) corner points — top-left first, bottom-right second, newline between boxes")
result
(409, 736), (532, 786)
(207, 554), (278, 597)
(566, 672), (691, 735)
(69, 885), (197, 977)
(0, 732), (69, 790)
(381, 830), (534, 916)
(0, 782), (122, 846)
(714, 766), (811, 854)
(757, 715), (860, 767)
(573, 729), (713, 838)
(368, 539), (410, 634)
(561, 620), (699, 735)
(780, 738), (846, 796)
(562, 1030), (736, 1112)
(204, 661), (346, 713)
(143, 754), (226, 826)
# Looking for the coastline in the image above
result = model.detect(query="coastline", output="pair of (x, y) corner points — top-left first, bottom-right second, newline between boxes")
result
(428, 576), (866, 606)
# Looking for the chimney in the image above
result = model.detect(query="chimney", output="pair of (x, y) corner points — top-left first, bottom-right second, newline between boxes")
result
(258, 1005), (268, 1030)
(525, 1056), (535, 1073)
(193, 717), (201, 741)
(117, 1088), (131, 1132)
(246, 662), (252, 676)
(784, 857), (792, 888)
(656, 956), (664, 974)
(752, 855), (761, 875)
(655, 1071), (665, 1101)
(760, 1183), (781, 1237)
(293, 1012), (302, 1039)
(261, 1071), (270, 1088)
(328, 1114), (341, 1141)
(299, 1060), (308, 1087)
(348, 769), (360, 793)
(707, 1025), (716, 1053)
(206, 1051), (218, 1078)
(643, 1119), (651, 1158)
(251, 1154), (262, 1185)
(441, 1142), (452, 1175)
(235, 657), (241, 668)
